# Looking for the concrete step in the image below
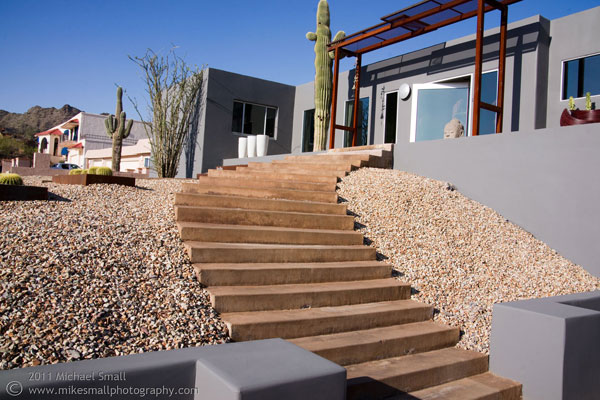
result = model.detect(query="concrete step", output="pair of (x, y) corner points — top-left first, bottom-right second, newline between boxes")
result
(184, 242), (376, 264)
(394, 372), (522, 400)
(177, 222), (363, 245)
(197, 175), (335, 192)
(194, 261), (392, 286)
(180, 182), (338, 203)
(207, 168), (338, 185)
(175, 206), (355, 230)
(290, 321), (459, 366)
(245, 163), (349, 178)
(271, 160), (358, 171)
(284, 153), (372, 165)
(209, 279), (410, 313)
(222, 299), (433, 341)
(175, 193), (347, 215)
(345, 348), (489, 400)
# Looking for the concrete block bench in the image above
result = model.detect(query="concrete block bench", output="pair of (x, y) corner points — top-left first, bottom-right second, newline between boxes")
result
(489, 290), (600, 400)
(0, 339), (346, 400)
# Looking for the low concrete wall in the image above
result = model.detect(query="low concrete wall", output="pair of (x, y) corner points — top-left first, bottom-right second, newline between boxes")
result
(8, 167), (69, 177)
(489, 291), (600, 400)
(394, 124), (600, 277)
(0, 339), (346, 400)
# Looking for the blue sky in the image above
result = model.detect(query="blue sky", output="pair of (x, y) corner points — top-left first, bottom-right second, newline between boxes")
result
(0, 0), (597, 117)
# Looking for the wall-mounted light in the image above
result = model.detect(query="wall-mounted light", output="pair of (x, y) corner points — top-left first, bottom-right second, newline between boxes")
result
(399, 83), (411, 100)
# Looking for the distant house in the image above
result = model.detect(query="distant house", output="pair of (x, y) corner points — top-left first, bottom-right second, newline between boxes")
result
(86, 138), (151, 174)
(34, 112), (147, 169)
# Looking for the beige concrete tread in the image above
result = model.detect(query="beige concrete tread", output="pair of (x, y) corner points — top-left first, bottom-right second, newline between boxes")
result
(208, 278), (411, 312)
(175, 205), (354, 230)
(207, 168), (339, 185)
(271, 160), (358, 171)
(193, 261), (392, 286)
(289, 321), (459, 366)
(180, 182), (339, 203)
(285, 153), (372, 162)
(327, 144), (393, 153)
(221, 299), (433, 341)
(184, 241), (376, 264)
(177, 221), (363, 245)
(196, 175), (336, 192)
(393, 372), (522, 400)
(245, 163), (349, 178)
(345, 348), (489, 399)
(175, 193), (347, 214)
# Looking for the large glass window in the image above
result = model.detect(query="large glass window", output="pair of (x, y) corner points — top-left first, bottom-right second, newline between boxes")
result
(562, 54), (600, 99)
(410, 71), (498, 141)
(231, 101), (277, 137)
(344, 97), (369, 147)
(302, 109), (315, 152)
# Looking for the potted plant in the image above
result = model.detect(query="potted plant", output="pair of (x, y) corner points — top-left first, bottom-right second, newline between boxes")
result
(560, 92), (600, 126)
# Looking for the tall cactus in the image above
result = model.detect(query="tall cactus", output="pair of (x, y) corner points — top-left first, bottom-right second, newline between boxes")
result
(306, 0), (345, 151)
(104, 87), (133, 172)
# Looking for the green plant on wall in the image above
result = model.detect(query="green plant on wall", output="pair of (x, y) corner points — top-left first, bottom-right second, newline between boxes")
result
(306, 0), (345, 151)
(104, 87), (133, 173)
(568, 96), (576, 111)
(585, 92), (592, 111)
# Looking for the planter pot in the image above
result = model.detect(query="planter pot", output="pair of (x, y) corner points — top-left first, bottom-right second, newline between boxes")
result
(238, 137), (248, 159)
(52, 174), (136, 187)
(247, 136), (257, 158)
(256, 135), (269, 157)
(0, 184), (48, 201)
(560, 108), (600, 126)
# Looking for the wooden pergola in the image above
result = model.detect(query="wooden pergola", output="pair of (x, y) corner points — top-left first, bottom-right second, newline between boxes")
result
(327, 0), (521, 149)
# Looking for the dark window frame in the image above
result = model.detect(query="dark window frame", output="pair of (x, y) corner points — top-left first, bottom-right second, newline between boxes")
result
(561, 53), (600, 100)
(231, 100), (278, 138)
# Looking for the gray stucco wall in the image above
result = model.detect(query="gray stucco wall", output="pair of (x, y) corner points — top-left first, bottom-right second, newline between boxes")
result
(292, 16), (549, 149)
(394, 123), (600, 277)
(187, 68), (296, 176)
(546, 6), (600, 128)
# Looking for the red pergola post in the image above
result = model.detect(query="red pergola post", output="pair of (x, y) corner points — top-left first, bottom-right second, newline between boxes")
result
(496, 6), (508, 133)
(329, 47), (341, 149)
(351, 53), (362, 147)
(472, 0), (485, 137)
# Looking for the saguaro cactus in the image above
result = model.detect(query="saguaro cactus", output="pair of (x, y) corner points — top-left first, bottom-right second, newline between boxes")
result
(306, 0), (345, 151)
(104, 87), (133, 172)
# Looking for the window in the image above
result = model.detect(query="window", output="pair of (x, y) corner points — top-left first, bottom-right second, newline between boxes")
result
(144, 157), (151, 168)
(410, 71), (497, 142)
(344, 97), (369, 147)
(231, 101), (277, 137)
(302, 109), (315, 152)
(562, 54), (600, 99)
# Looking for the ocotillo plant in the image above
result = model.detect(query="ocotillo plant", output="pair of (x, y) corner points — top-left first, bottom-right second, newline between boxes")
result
(306, 0), (345, 151)
(104, 87), (133, 172)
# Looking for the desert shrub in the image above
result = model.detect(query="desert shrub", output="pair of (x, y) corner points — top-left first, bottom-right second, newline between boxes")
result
(87, 166), (99, 175)
(69, 169), (83, 175)
(96, 167), (113, 176)
(0, 173), (23, 186)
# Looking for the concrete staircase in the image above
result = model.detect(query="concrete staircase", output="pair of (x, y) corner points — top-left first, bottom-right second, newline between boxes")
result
(175, 146), (521, 399)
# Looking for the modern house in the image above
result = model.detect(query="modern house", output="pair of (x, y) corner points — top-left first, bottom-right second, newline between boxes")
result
(35, 111), (147, 169)
(178, 6), (599, 178)
(176, 5), (599, 279)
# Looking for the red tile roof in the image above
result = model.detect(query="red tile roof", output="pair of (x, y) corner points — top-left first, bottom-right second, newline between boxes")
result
(35, 128), (64, 137)
(68, 143), (83, 149)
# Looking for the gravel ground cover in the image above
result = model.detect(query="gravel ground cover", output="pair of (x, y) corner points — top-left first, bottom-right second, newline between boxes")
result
(338, 168), (600, 354)
(0, 177), (229, 370)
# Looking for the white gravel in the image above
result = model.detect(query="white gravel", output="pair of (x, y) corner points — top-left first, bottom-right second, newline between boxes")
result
(0, 177), (229, 370)
(338, 168), (600, 354)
